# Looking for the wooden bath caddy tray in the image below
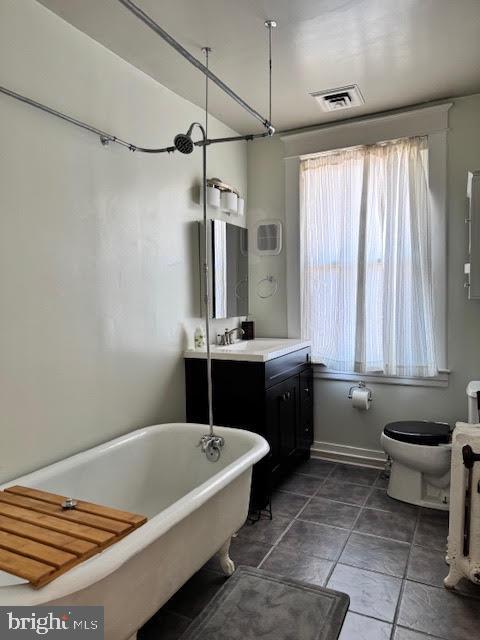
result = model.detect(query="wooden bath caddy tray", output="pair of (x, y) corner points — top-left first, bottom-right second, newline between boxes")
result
(0, 486), (147, 588)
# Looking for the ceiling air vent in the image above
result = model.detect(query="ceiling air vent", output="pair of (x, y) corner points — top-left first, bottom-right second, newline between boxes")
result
(310, 85), (365, 112)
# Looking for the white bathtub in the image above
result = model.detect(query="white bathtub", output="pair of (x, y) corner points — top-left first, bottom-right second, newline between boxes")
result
(0, 423), (269, 639)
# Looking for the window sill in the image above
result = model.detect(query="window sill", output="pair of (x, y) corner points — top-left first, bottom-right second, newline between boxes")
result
(312, 364), (450, 388)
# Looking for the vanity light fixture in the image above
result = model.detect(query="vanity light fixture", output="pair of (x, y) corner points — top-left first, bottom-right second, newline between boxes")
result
(207, 177), (244, 215)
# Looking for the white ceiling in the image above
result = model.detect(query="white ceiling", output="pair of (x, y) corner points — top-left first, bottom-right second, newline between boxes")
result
(37, 0), (480, 134)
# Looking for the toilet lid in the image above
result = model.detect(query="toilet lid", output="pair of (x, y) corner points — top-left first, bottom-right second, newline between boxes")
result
(383, 421), (451, 445)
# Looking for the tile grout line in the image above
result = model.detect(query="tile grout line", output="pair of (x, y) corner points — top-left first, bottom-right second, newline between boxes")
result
(264, 469), (477, 636)
(159, 465), (479, 640)
(295, 498), (418, 530)
(297, 520), (416, 546)
(259, 489), (480, 614)
(259, 534), (480, 603)
(283, 474), (380, 505)
(260, 526), (419, 584)
(259, 465), (368, 576)
(323, 478), (378, 587)
(259, 481), (356, 570)
(398, 574), (480, 600)
(324, 472), (419, 631)
(297, 502), (418, 518)
(286, 462), (338, 484)
(258, 471), (336, 568)
(258, 466), (336, 569)
(389, 506), (422, 640)
(254, 464), (480, 637)
(256, 502), (310, 569)
(394, 627), (444, 640)
(262, 471), (424, 561)
(266, 467), (383, 587)
(334, 560), (407, 581)
(322, 463), (339, 482)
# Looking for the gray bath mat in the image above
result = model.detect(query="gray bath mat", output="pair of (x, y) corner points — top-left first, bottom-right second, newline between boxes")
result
(180, 566), (349, 640)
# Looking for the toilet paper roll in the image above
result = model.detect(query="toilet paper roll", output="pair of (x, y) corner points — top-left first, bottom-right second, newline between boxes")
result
(351, 388), (371, 410)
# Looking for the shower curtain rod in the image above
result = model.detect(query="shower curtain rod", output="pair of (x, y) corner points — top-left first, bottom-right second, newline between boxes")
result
(0, 85), (176, 153)
(0, 85), (271, 152)
(115, 0), (274, 135)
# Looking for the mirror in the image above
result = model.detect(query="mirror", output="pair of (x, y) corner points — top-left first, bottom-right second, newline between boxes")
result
(210, 220), (249, 319)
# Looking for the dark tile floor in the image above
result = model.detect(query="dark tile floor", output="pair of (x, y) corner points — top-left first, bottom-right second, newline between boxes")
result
(139, 459), (480, 640)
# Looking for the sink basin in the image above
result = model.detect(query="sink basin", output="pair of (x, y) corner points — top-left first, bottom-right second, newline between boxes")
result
(216, 339), (285, 352)
(184, 338), (311, 363)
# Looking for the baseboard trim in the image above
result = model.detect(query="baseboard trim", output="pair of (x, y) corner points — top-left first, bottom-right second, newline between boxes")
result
(312, 440), (386, 469)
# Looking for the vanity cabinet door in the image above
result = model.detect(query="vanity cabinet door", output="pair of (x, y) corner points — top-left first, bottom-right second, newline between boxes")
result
(185, 353), (313, 512)
(266, 376), (299, 481)
(298, 369), (314, 451)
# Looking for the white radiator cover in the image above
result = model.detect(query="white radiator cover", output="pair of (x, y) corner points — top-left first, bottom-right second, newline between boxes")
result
(445, 423), (480, 588)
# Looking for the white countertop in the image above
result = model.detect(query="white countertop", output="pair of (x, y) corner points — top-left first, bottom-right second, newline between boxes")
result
(184, 338), (311, 363)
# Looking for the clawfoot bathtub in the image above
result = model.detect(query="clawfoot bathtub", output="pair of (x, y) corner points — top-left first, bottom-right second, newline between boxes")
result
(0, 423), (269, 639)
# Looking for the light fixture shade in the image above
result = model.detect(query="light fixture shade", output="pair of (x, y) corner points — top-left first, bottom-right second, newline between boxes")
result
(237, 197), (245, 216)
(221, 190), (238, 214)
(207, 185), (220, 208)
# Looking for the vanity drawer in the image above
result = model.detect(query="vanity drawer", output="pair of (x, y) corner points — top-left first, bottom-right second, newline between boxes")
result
(264, 347), (311, 389)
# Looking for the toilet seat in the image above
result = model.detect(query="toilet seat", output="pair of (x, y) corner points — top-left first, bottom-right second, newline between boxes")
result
(383, 421), (451, 446)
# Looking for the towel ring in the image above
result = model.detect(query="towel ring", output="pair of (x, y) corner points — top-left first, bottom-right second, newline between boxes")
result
(256, 275), (278, 299)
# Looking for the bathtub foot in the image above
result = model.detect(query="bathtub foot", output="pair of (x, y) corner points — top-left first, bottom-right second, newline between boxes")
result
(444, 566), (463, 590)
(218, 537), (235, 576)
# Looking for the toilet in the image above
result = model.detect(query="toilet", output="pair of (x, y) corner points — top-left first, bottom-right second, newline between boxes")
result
(380, 381), (480, 510)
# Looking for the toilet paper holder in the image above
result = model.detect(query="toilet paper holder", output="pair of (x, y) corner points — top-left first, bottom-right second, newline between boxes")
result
(348, 381), (373, 402)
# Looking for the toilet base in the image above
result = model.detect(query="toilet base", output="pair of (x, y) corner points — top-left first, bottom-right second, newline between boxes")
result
(388, 460), (450, 511)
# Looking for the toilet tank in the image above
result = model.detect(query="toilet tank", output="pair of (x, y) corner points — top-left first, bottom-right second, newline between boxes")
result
(467, 381), (480, 423)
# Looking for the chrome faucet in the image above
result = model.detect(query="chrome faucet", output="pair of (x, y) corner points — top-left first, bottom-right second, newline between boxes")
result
(224, 326), (245, 345)
(198, 433), (225, 462)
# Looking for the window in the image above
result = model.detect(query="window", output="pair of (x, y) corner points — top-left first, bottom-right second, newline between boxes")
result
(300, 136), (438, 378)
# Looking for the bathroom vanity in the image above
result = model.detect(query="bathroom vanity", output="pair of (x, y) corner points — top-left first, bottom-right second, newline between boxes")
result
(184, 339), (313, 510)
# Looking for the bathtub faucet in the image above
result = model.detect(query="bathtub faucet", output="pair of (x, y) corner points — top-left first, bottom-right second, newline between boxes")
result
(198, 434), (225, 462)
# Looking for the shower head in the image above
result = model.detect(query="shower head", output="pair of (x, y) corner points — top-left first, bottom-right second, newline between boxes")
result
(174, 123), (196, 154)
(174, 133), (194, 154)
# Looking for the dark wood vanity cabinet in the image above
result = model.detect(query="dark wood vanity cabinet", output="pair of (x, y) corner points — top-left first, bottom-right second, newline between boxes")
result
(185, 347), (313, 510)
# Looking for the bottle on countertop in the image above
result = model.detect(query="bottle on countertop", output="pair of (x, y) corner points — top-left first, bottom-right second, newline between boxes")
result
(194, 326), (205, 350)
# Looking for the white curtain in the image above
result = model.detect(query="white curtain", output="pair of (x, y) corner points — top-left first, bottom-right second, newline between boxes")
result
(300, 136), (437, 377)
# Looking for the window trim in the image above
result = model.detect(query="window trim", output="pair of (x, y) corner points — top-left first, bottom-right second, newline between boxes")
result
(313, 366), (450, 388)
(282, 103), (452, 386)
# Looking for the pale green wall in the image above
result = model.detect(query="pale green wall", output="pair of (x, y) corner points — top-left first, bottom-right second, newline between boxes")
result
(247, 94), (480, 453)
(247, 136), (288, 337)
(0, 0), (247, 482)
